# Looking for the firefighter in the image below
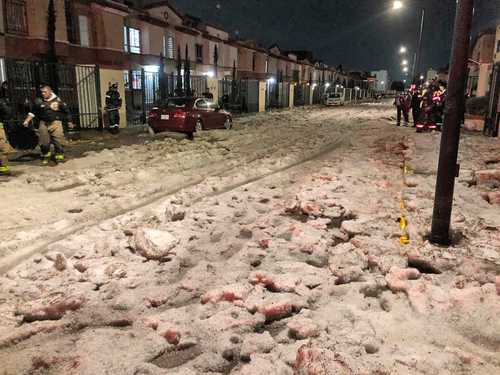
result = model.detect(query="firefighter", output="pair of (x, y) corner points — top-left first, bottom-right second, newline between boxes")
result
(410, 88), (422, 127)
(22, 84), (74, 165)
(105, 82), (122, 135)
(0, 90), (13, 175)
(394, 92), (405, 126)
(402, 91), (411, 126)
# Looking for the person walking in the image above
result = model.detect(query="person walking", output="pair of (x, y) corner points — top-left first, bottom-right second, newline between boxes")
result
(411, 89), (422, 127)
(394, 92), (406, 126)
(22, 84), (74, 165)
(105, 82), (122, 135)
(402, 91), (411, 126)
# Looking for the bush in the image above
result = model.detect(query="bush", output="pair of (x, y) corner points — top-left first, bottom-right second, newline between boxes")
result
(466, 96), (489, 116)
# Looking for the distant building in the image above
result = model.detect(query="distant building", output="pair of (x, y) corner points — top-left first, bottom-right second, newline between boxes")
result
(427, 69), (438, 81)
(370, 70), (390, 91)
(495, 25), (500, 63)
(467, 29), (496, 97)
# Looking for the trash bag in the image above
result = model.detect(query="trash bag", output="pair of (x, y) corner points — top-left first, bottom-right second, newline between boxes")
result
(6, 124), (38, 150)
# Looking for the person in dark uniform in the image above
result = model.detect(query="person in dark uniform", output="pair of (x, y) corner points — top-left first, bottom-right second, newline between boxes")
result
(0, 89), (13, 175)
(394, 92), (406, 126)
(410, 88), (422, 127)
(22, 84), (74, 165)
(105, 82), (122, 134)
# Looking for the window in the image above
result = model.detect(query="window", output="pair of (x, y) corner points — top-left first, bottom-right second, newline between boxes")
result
(195, 44), (203, 63)
(5, 0), (28, 34)
(131, 70), (142, 90)
(167, 98), (187, 108)
(265, 59), (269, 73)
(65, 0), (77, 44)
(123, 71), (130, 90)
(163, 34), (175, 59)
(252, 52), (256, 72)
(78, 16), (89, 47)
(195, 99), (207, 109)
(124, 26), (141, 54)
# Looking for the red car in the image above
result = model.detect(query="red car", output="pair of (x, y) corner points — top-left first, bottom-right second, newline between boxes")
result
(148, 97), (232, 138)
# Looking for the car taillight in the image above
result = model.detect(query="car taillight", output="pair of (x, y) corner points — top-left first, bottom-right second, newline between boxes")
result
(148, 111), (158, 119)
(174, 110), (186, 119)
(416, 124), (424, 128)
(429, 125), (437, 129)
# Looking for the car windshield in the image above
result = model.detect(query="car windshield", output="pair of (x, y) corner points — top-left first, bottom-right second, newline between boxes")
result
(166, 98), (187, 108)
(328, 93), (341, 98)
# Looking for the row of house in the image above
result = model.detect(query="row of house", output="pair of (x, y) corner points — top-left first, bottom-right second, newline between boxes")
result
(0, 0), (374, 128)
(467, 25), (500, 97)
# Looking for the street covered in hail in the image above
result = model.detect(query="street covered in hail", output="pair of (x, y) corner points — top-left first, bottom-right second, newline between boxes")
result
(0, 102), (499, 374)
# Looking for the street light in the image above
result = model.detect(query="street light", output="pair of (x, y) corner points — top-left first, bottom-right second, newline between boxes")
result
(403, 67), (409, 73)
(399, 46), (407, 54)
(393, 1), (426, 81)
(393, 1), (403, 10)
(402, 59), (408, 66)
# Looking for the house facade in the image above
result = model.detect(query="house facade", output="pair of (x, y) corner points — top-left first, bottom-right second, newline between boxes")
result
(0, 0), (371, 127)
(467, 29), (496, 97)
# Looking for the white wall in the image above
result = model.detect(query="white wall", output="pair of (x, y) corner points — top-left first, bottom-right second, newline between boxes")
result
(371, 70), (389, 91)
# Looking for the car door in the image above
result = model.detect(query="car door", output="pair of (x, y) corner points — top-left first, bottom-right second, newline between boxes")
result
(208, 102), (227, 128)
(194, 99), (211, 128)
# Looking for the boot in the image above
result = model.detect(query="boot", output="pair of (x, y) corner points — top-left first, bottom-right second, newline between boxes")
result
(55, 153), (65, 163)
(41, 152), (51, 166)
(0, 162), (10, 175)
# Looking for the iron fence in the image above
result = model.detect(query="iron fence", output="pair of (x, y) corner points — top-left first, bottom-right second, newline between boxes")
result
(219, 78), (259, 113)
(4, 59), (101, 130)
(484, 62), (499, 137)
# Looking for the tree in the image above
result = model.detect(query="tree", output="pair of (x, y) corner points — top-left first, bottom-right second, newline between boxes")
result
(159, 52), (167, 101)
(184, 44), (192, 97)
(391, 81), (405, 92)
(175, 45), (183, 96)
(47, 0), (57, 63)
(46, 0), (58, 91)
(231, 60), (237, 103)
(214, 45), (219, 79)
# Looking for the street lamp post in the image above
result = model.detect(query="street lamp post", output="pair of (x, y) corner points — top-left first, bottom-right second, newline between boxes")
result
(414, 7), (426, 80)
(393, 1), (426, 82)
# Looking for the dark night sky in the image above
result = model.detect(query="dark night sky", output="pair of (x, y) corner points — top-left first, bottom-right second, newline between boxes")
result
(165, 0), (499, 81)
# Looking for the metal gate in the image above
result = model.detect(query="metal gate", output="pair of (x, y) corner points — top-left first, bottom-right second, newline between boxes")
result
(4, 59), (101, 129)
(294, 83), (307, 106)
(484, 62), (499, 137)
(219, 78), (259, 113)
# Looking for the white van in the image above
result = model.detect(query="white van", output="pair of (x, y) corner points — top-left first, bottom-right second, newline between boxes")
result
(324, 92), (345, 106)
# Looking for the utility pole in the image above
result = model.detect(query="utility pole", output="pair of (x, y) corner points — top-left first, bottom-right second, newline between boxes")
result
(412, 7), (425, 81)
(430, 0), (474, 245)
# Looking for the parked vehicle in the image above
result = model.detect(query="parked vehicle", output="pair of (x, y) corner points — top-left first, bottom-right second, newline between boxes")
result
(416, 120), (440, 133)
(324, 92), (345, 106)
(148, 97), (232, 138)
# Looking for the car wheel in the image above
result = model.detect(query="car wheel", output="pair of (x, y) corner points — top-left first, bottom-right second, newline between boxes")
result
(195, 119), (203, 133)
(224, 117), (232, 130)
(416, 129), (422, 133)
